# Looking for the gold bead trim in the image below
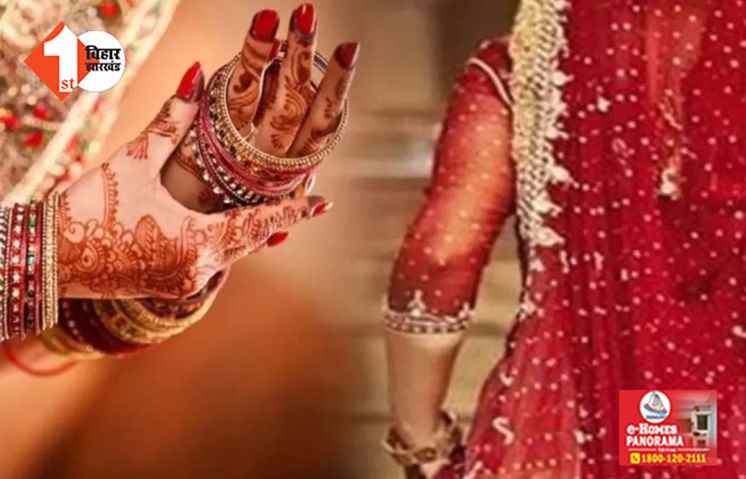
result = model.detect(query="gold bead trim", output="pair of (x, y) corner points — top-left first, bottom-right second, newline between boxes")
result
(509, 0), (573, 252)
(509, 0), (573, 320)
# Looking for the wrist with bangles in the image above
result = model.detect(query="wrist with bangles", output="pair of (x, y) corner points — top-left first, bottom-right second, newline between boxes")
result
(2, 42), (347, 373)
(0, 192), (59, 342)
(188, 41), (348, 207)
(38, 271), (228, 361)
(383, 410), (464, 479)
(2, 272), (227, 377)
(0, 192), (68, 377)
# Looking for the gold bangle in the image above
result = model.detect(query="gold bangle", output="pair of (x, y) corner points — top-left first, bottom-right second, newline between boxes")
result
(96, 300), (169, 346)
(115, 298), (205, 333)
(39, 327), (103, 360)
(209, 46), (349, 175)
(41, 192), (59, 331)
(99, 293), (217, 346)
(41, 292), (218, 356)
(39, 300), (104, 360)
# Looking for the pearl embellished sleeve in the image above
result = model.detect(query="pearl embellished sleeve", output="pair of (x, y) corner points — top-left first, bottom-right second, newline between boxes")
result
(384, 39), (515, 334)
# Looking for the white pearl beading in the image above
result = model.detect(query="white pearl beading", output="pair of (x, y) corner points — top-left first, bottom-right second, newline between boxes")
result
(383, 290), (474, 335)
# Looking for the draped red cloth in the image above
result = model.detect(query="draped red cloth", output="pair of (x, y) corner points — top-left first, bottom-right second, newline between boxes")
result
(388, 2), (746, 478)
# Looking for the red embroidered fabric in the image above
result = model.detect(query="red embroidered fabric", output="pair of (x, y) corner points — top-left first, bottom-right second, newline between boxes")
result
(385, 38), (515, 328)
(391, 2), (746, 478)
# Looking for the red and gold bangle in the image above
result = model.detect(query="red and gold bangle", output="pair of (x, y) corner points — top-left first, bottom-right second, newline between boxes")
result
(40, 321), (101, 359)
(0, 208), (10, 341)
(139, 270), (226, 318)
(42, 281), (219, 358)
(40, 193), (59, 332)
(190, 44), (347, 207)
(39, 270), (222, 359)
(0, 196), (59, 342)
(24, 202), (43, 335)
(6, 203), (30, 338)
(55, 299), (133, 356)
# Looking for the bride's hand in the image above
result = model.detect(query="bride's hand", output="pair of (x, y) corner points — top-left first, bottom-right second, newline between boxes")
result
(57, 84), (328, 300)
(162, 3), (359, 212)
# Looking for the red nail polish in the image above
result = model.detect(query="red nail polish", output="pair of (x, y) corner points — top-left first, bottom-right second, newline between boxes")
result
(251, 9), (279, 42)
(335, 42), (360, 70)
(267, 231), (289, 247)
(312, 201), (333, 217)
(176, 62), (204, 101)
(292, 3), (316, 36)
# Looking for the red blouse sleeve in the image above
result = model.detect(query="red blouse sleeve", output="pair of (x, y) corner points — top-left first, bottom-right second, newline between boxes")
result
(384, 38), (516, 334)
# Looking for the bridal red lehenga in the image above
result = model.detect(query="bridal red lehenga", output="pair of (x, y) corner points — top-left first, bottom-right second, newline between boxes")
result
(385, 1), (746, 478)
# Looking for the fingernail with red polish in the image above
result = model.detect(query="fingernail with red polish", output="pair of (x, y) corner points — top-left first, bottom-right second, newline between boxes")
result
(251, 9), (279, 42)
(267, 231), (290, 247)
(312, 201), (333, 217)
(176, 62), (204, 101)
(292, 3), (317, 36)
(335, 42), (360, 70)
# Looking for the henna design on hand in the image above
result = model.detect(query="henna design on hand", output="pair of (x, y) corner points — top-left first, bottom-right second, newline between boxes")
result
(297, 100), (338, 156)
(296, 76), (349, 156)
(335, 74), (353, 105)
(228, 43), (267, 130)
(58, 164), (312, 299)
(203, 203), (307, 265)
(254, 62), (280, 125)
(126, 102), (179, 160)
(268, 48), (313, 151)
(58, 164), (200, 299)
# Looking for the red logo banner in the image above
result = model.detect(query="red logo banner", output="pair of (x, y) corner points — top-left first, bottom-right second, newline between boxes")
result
(619, 390), (719, 466)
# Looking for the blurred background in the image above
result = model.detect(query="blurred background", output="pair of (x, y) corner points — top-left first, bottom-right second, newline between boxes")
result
(0, 0), (520, 477)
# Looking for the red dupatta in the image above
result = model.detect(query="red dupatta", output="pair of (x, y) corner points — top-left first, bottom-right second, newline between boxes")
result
(460, 1), (746, 478)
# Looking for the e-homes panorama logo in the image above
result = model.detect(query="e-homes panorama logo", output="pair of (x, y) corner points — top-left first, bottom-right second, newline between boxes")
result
(25, 22), (126, 100)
